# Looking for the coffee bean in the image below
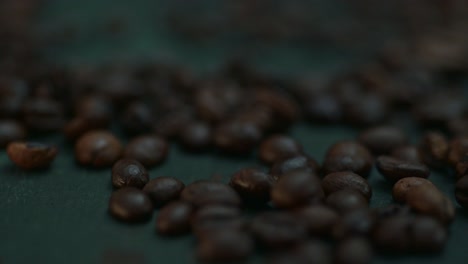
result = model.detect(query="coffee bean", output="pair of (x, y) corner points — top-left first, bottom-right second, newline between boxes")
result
(74, 95), (113, 124)
(326, 189), (368, 214)
(196, 231), (254, 262)
(405, 184), (455, 224)
(270, 155), (320, 180)
(392, 177), (436, 203)
(271, 170), (324, 209)
(192, 205), (245, 236)
(251, 212), (307, 248)
(235, 104), (275, 132)
(254, 89), (300, 125)
(322, 171), (372, 200)
(447, 136), (468, 166)
(178, 121), (211, 151)
(108, 187), (153, 223)
(213, 120), (261, 154)
(335, 237), (373, 264)
(374, 204), (412, 219)
(332, 209), (376, 239)
(358, 126), (407, 155)
(455, 175), (468, 207)
(391, 145), (423, 164)
(323, 141), (373, 177)
(121, 101), (154, 136)
(420, 131), (449, 168)
(294, 205), (339, 236)
(143, 177), (185, 207)
(229, 168), (274, 205)
(181, 180), (241, 208)
(154, 110), (194, 139)
(7, 141), (58, 170)
(156, 201), (193, 236)
(455, 155), (468, 180)
(259, 134), (303, 165)
(124, 135), (169, 168)
(195, 85), (243, 123)
(22, 97), (65, 132)
(413, 92), (466, 126)
(303, 93), (343, 123)
(343, 93), (388, 126)
(111, 159), (149, 189)
(63, 117), (107, 141)
(376, 156), (430, 182)
(0, 120), (26, 148)
(269, 240), (332, 264)
(410, 216), (447, 253)
(75, 130), (122, 168)
(372, 215), (413, 253)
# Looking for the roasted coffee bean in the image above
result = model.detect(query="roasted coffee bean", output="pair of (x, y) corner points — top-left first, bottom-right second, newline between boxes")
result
(0, 120), (26, 148)
(124, 135), (169, 168)
(268, 240), (333, 264)
(229, 168), (274, 205)
(420, 131), (449, 168)
(192, 205), (245, 236)
(326, 189), (368, 214)
(271, 170), (324, 209)
(455, 155), (468, 180)
(332, 209), (376, 239)
(270, 155), (320, 180)
(143, 177), (185, 207)
(376, 156), (430, 182)
(413, 92), (466, 126)
(178, 121), (211, 151)
(235, 104), (275, 132)
(322, 171), (372, 200)
(372, 215), (413, 253)
(303, 93), (343, 123)
(7, 141), (58, 170)
(195, 85), (243, 123)
(447, 136), (468, 166)
(392, 177), (436, 203)
(181, 180), (241, 208)
(156, 201), (193, 236)
(374, 204), (411, 219)
(335, 237), (373, 264)
(294, 205), (339, 236)
(405, 184), (455, 224)
(121, 101), (154, 136)
(22, 97), (65, 132)
(343, 93), (388, 126)
(196, 231), (254, 262)
(391, 145), (423, 164)
(410, 216), (447, 253)
(251, 212), (307, 248)
(75, 130), (122, 168)
(259, 134), (303, 165)
(108, 187), (153, 223)
(74, 95), (113, 124)
(63, 117), (107, 141)
(254, 89), (300, 125)
(213, 120), (262, 154)
(323, 141), (373, 177)
(111, 159), (149, 189)
(455, 175), (468, 207)
(154, 110), (194, 139)
(358, 126), (407, 155)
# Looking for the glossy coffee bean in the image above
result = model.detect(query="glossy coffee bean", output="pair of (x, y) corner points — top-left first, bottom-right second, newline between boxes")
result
(121, 101), (154, 136)
(420, 131), (449, 168)
(124, 135), (169, 168)
(192, 206), (245, 236)
(323, 141), (373, 177)
(229, 168), (274, 205)
(196, 231), (254, 262)
(358, 126), (407, 155)
(213, 120), (262, 154)
(392, 177), (436, 203)
(0, 120), (26, 148)
(259, 134), (303, 165)
(271, 170), (324, 209)
(156, 201), (193, 236)
(75, 130), (122, 168)
(326, 189), (368, 214)
(178, 121), (211, 151)
(270, 155), (320, 180)
(108, 187), (153, 223)
(410, 216), (447, 253)
(372, 215), (413, 253)
(111, 159), (149, 189)
(294, 205), (339, 236)
(251, 212), (307, 248)
(335, 237), (373, 264)
(455, 175), (468, 207)
(181, 180), (241, 208)
(322, 171), (372, 200)
(405, 184), (455, 224)
(7, 141), (58, 170)
(391, 145), (423, 164)
(376, 156), (430, 182)
(143, 177), (185, 207)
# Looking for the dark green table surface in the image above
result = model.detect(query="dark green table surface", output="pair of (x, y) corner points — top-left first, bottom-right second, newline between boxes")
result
(1, 1), (468, 263)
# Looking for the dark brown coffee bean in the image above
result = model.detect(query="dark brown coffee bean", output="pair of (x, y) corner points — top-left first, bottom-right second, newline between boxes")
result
(405, 184), (455, 224)
(332, 209), (376, 239)
(108, 187), (153, 223)
(374, 204), (412, 219)
(63, 117), (107, 141)
(195, 85), (243, 123)
(154, 110), (193, 139)
(74, 95), (113, 124)
(213, 120), (261, 154)
(0, 120), (26, 148)
(455, 155), (468, 180)
(121, 101), (154, 136)
(251, 212), (307, 248)
(335, 237), (373, 264)
(124, 135), (169, 168)
(178, 121), (211, 151)
(75, 130), (122, 168)
(156, 201), (193, 236)
(419, 131), (449, 168)
(343, 93), (388, 126)
(111, 159), (149, 189)
(413, 92), (466, 126)
(410, 216), (447, 253)
(22, 97), (65, 132)
(267, 240), (332, 264)
(322, 171), (372, 200)
(196, 231), (254, 262)
(376, 156), (430, 182)
(358, 126), (407, 155)
(229, 168), (274, 205)
(7, 141), (58, 170)
(271, 170), (324, 209)
(254, 89), (300, 125)
(235, 104), (275, 132)
(392, 177), (436, 203)
(259, 134), (303, 165)
(181, 180), (241, 208)
(294, 205), (339, 236)
(372, 215), (413, 253)
(270, 155), (320, 180)
(455, 175), (468, 207)
(143, 177), (185, 207)
(391, 145), (423, 164)
(323, 141), (373, 177)
(303, 93), (343, 123)
(192, 205), (245, 236)
(448, 137), (468, 166)
(326, 189), (368, 214)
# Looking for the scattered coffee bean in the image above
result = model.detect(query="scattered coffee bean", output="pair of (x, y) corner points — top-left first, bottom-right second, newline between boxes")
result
(181, 180), (241, 208)
(192, 205), (245, 236)
(121, 101), (154, 136)
(392, 177), (436, 203)
(455, 155), (468, 180)
(74, 95), (113, 124)
(271, 170), (324, 208)
(259, 134), (303, 165)
(0, 120), (26, 148)
(358, 125), (407, 155)
(124, 135), (169, 168)
(332, 209), (376, 239)
(335, 237), (373, 264)
(229, 168), (274, 205)
(420, 131), (449, 168)
(251, 212), (307, 248)
(213, 120), (262, 154)
(405, 184), (455, 224)
(376, 156), (430, 182)
(143, 177), (185, 207)
(323, 141), (373, 177)
(372, 215), (413, 253)
(156, 201), (193, 236)
(108, 187), (153, 223)
(326, 189), (368, 214)
(455, 175), (468, 208)
(270, 155), (320, 180)
(410, 216), (447, 253)
(7, 141), (58, 170)
(22, 97), (65, 132)
(63, 117), (107, 141)
(111, 159), (149, 189)
(447, 136), (468, 166)
(75, 130), (122, 168)
(294, 205), (339, 236)
(391, 145), (423, 164)
(303, 93), (343, 123)
(322, 171), (372, 200)
(178, 121), (212, 151)
(196, 231), (254, 262)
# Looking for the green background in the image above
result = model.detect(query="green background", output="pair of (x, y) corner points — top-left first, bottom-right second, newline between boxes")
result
(1, 1), (468, 263)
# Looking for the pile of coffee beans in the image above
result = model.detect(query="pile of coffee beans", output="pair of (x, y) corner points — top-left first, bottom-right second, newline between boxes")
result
(2, 0), (468, 263)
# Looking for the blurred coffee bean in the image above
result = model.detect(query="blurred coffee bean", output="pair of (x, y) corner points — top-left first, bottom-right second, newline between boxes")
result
(63, 117), (107, 141)
(376, 156), (430, 182)
(259, 134), (303, 165)
(335, 237), (373, 264)
(181, 180), (241, 208)
(372, 215), (413, 253)
(323, 141), (373, 177)
(455, 175), (468, 208)
(111, 159), (149, 189)
(410, 216), (447, 253)
(294, 205), (339, 236)
(178, 121), (211, 151)
(156, 201), (193, 236)
(7, 141), (58, 170)
(196, 231), (254, 262)
(358, 126), (407, 155)
(326, 189), (368, 214)
(343, 93), (388, 126)
(392, 177), (436, 203)
(332, 209), (376, 239)
(154, 110), (194, 139)
(254, 89), (300, 125)
(22, 97), (64, 132)
(0, 120), (26, 148)
(303, 93), (342, 123)
(448, 137), (468, 166)
(270, 155), (320, 180)
(413, 92), (466, 126)
(251, 212), (307, 248)
(419, 131), (449, 168)
(74, 95), (113, 124)
(195, 84), (243, 123)
(108, 187), (153, 223)
(124, 135), (169, 168)
(75, 130), (122, 168)
(213, 120), (261, 154)
(121, 101), (154, 136)
(191, 205), (245, 236)
(391, 145), (424, 164)
(322, 171), (372, 200)
(229, 168), (274, 205)
(143, 177), (185, 207)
